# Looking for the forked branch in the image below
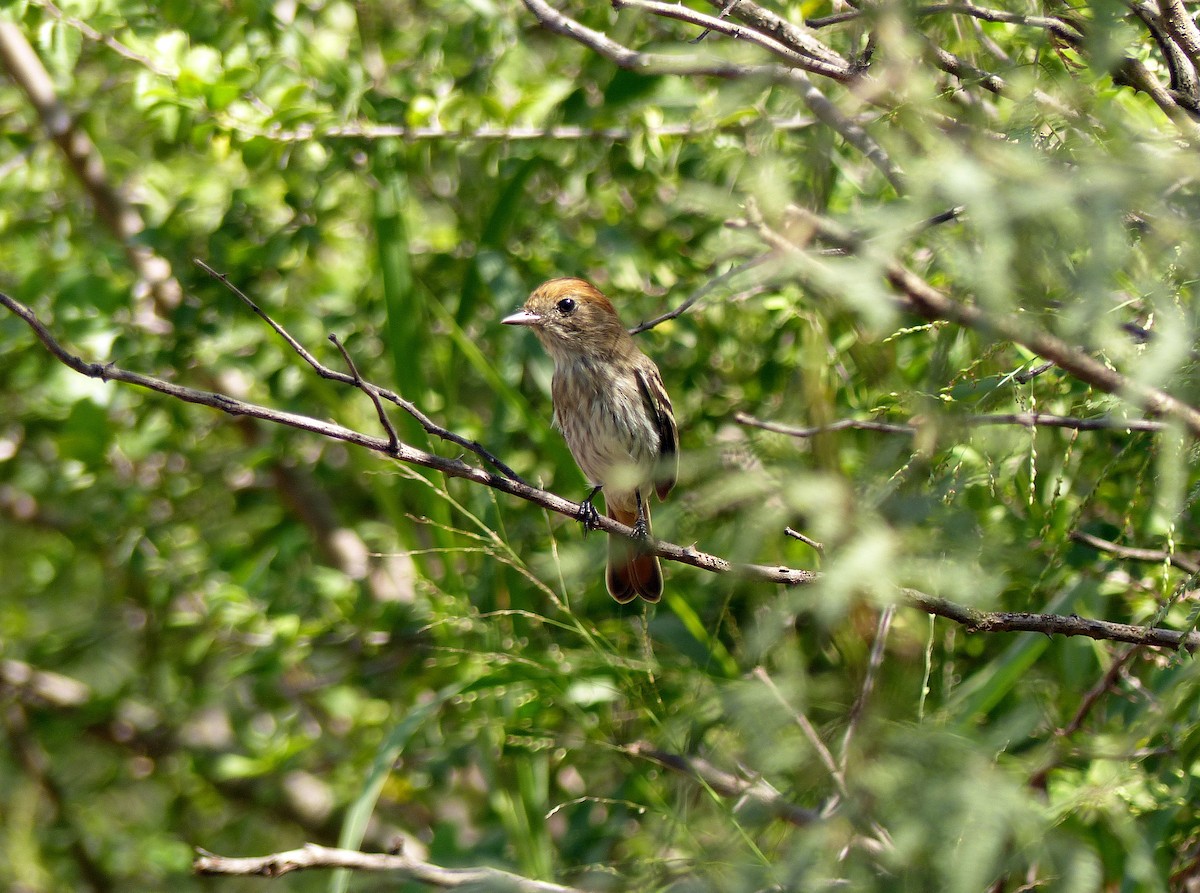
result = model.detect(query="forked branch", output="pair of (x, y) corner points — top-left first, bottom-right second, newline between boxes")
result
(5, 290), (1199, 651)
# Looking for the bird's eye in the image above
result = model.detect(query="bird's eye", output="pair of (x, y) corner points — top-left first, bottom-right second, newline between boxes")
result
(555, 298), (577, 315)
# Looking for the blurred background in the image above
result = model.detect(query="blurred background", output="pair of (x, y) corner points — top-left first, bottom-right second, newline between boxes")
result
(3, 0), (1200, 890)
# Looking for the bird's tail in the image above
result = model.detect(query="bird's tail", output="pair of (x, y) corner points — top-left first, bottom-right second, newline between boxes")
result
(606, 503), (663, 603)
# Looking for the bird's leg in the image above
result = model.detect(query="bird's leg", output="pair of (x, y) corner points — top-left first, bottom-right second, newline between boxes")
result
(632, 490), (651, 543)
(577, 484), (603, 536)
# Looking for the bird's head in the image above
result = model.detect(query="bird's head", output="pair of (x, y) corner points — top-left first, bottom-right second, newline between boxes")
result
(502, 278), (628, 361)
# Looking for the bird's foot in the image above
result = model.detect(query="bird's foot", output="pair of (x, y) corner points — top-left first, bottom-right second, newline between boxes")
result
(632, 493), (651, 545)
(577, 485), (603, 536)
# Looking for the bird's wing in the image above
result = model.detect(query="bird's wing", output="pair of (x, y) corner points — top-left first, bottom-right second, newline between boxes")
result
(635, 365), (678, 500)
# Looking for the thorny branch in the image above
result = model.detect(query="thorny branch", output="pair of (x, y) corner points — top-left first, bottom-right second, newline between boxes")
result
(5, 290), (1200, 653)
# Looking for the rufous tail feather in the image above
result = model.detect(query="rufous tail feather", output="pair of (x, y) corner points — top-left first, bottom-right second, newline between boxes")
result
(606, 503), (662, 603)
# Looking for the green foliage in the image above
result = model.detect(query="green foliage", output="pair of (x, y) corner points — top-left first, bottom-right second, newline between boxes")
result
(3, 0), (1200, 891)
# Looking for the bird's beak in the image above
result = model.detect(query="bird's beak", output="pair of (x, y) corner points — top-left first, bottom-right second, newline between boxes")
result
(501, 309), (540, 327)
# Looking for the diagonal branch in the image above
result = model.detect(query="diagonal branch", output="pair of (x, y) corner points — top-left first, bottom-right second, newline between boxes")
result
(0, 22), (181, 331)
(630, 255), (771, 334)
(9, 290), (1200, 651)
(0, 290), (814, 588)
(807, 3), (1084, 44)
(193, 843), (584, 891)
(611, 0), (852, 77)
(1156, 0), (1200, 77)
(701, 0), (849, 68)
(624, 741), (822, 826)
(195, 260), (525, 483)
(520, 0), (904, 191)
(731, 206), (1200, 437)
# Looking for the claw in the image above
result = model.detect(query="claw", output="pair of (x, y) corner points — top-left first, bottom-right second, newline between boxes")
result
(578, 485), (603, 536)
(632, 491), (651, 543)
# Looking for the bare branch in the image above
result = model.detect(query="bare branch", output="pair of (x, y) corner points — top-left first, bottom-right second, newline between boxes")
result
(840, 605), (895, 769)
(1113, 56), (1200, 137)
(784, 527), (825, 553)
(905, 589), (1200, 651)
(520, 0), (904, 190)
(1156, 0), (1200, 79)
(807, 3), (1084, 44)
(329, 334), (399, 454)
(254, 116), (822, 143)
(0, 23), (180, 330)
(630, 255), (771, 334)
(752, 667), (848, 797)
(195, 260), (525, 483)
(735, 411), (1167, 437)
(1071, 531), (1200, 575)
(1057, 646), (1142, 737)
(737, 413), (916, 436)
(612, 0), (852, 77)
(731, 206), (1200, 437)
(692, 0), (742, 43)
(0, 290), (814, 588)
(193, 843), (584, 891)
(701, 0), (849, 68)
(1, 659), (91, 710)
(9, 291), (1200, 651)
(1128, 0), (1200, 107)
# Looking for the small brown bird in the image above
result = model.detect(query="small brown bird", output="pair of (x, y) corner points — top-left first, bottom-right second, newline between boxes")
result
(503, 278), (678, 603)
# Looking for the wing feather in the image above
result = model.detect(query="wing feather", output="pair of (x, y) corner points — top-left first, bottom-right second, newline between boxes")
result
(635, 365), (678, 501)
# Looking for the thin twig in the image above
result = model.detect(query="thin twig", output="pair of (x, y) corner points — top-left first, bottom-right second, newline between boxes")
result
(1013, 361), (1056, 383)
(692, 0), (741, 43)
(784, 527), (824, 553)
(193, 843), (583, 890)
(839, 605), (894, 770)
(732, 206), (1200, 437)
(1070, 531), (1200, 575)
(195, 260), (525, 482)
(245, 116), (824, 143)
(700, 0), (848, 68)
(624, 740), (822, 826)
(735, 411), (1166, 437)
(1057, 646), (1141, 737)
(630, 255), (771, 334)
(737, 413), (915, 436)
(9, 290), (1200, 651)
(520, 0), (904, 191)
(807, 3), (1083, 44)
(612, 0), (851, 76)
(329, 334), (399, 453)
(752, 667), (848, 798)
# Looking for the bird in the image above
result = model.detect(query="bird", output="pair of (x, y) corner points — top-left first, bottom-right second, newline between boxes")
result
(502, 278), (678, 602)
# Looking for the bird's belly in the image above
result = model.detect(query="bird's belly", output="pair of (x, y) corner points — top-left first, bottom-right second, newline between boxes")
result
(556, 388), (658, 509)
